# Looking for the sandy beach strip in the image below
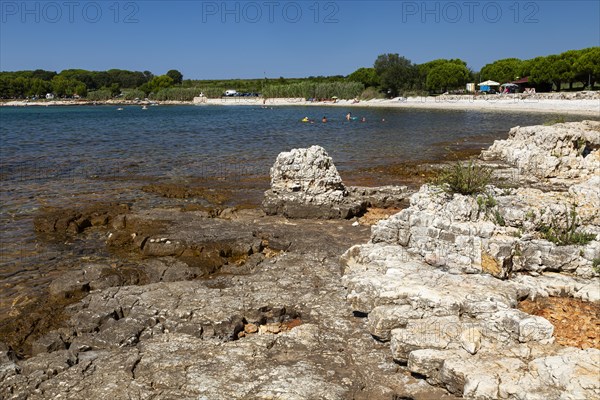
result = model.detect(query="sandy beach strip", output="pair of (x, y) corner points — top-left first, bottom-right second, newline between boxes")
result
(198, 95), (600, 116)
(3, 95), (599, 116)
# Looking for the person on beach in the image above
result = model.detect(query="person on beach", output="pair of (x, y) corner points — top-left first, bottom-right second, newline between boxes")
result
(322, 116), (328, 123)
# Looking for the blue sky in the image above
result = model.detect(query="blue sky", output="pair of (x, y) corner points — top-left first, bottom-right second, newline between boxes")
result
(1, 1), (599, 79)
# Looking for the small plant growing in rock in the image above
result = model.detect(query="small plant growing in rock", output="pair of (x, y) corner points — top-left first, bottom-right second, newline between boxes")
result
(476, 192), (506, 226)
(435, 160), (492, 196)
(593, 258), (600, 274)
(510, 228), (523, 238)
(537, 205), (597, 246)
(493, 209), (506, 226)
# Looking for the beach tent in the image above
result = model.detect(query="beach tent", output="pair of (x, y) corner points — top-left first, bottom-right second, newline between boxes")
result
(478, 80), (500, 86)
(477, 80), (500, 93)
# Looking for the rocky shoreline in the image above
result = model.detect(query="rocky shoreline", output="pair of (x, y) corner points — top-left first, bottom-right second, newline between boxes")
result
(1, 121), (599, 399)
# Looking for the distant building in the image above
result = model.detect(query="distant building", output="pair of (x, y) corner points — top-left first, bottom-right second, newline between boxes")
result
(466, 83), (476, 93)
(45, 93), (54, 100)
(511, 77), (530, 93)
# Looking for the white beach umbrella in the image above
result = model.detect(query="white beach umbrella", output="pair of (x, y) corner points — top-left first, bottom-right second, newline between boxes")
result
(478, 80), (500, 86)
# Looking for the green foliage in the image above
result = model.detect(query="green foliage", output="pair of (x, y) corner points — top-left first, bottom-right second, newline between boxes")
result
(525, 210), (536, 221)
(140, 75), (175, 95)
(426, 62), (470, 92)
(262, 81), (363, 100)
(537, 205), (596, 246)
(0, 68), (149, 99)
(108, 83), (121, 97)
(480, 58), (523, 83)
(348, 67), (380, 87)
(493, 210), (506, 226)
(86, 89), (113, 101)
(510, 229), (523, 238)
(359, 86), (384, 100)
(593, 258), (600, 274)
(196, 86), (229, 98)
(477, 192), (497, 208)
(0, 47), (597, 99)
(418, 59), (469, 90)
(166, 69), (183, 85)
(374, 53), (418, 97)
(434, 160), (493, 196)
(51, 76), (86, 97)
(476, 192), (505, 225)
(151, 87), (204, 101)
(573, 47), (600, 88)
(122, 89), (146, 100)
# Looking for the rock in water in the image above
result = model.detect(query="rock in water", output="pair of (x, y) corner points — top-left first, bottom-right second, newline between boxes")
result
(263, 145), (365, 219)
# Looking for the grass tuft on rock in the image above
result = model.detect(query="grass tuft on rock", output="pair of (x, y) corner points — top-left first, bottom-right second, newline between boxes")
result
(537, 205), (596, 246)
(593, 258), (600, 274)
(434, 160), (492, 196)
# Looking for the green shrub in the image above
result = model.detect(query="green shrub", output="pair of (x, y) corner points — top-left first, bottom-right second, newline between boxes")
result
(122, 89), (145, 100)
(261, 81), (364, 99)
(152, 87), (204, 101)
(493, 209), (506, 226)
(537, 205), (596, 246)
(435, 160), (493, 195)
(359, 87), (384, 100)
(86, 89), (112, 101)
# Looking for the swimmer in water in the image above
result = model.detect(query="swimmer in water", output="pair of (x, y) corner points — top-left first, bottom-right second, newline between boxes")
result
(322, 116), (327, 123)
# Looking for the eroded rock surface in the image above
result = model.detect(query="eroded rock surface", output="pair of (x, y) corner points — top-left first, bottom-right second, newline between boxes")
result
(342, 121), (600, 399)
(1, 211), (457, 400)
(263, 145), (410, 218)
(372, 184), (600, 279)
(481, 120), (600, 185)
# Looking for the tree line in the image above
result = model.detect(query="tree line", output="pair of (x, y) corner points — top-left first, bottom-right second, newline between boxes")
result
(0, 47), (597, 100)
(347, 47), (599, 97)
(0, 68), (183, 99)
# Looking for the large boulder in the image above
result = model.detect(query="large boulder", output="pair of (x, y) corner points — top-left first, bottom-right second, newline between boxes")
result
(263, 146), (410, 219)
(263, 146), (362, 219)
